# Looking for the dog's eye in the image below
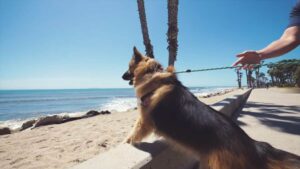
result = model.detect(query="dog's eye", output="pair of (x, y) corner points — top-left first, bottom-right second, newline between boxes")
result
(145, 58), (149, 62)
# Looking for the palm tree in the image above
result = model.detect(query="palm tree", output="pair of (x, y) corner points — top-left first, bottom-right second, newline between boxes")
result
(267, 63), (275, 86)
(254, 65), (260, 88)
(248, 69), (253, 88)
(245, 69), (249, 88)
(266, 59), (300, 87)
(254, 62), (263, 88)
(235, 69), (242, 88)
(167, 0), (179, 66)
(245, 69), (253, 88)
(137, 0), (154, 58)
(258, 72), (266, 86)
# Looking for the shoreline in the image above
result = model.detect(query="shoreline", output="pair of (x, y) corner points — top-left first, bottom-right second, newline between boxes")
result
(0, 87), (237, 135)
(0, 110), (114, 135)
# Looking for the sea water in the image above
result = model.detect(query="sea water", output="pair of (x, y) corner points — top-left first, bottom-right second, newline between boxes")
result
(0, 87), (233, 128)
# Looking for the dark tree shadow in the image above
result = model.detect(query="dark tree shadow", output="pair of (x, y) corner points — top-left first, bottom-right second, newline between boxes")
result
(237, 101), (300, 135)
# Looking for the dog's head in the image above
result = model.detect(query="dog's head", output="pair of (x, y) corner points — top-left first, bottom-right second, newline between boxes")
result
(122, 47), (163, 85)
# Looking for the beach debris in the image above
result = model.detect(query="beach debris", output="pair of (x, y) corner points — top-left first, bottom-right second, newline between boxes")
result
(21, 119), (36, 131)
(34, 115), (67, 128)
(100, 110), (111, 115)
(62, 116), (82, 123)
(33, 110), (111, 128)
(86, 110), (111, 117)
(0, 127), (11, 135)
(197, 88), (236, 99)
(4, 109), (112, 132)
(86, 110), (101, 117)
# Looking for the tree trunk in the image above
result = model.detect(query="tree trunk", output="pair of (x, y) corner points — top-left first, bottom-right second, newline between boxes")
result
(167, 0), (179, 66)
(248, 70), (253, 88)
(245, 69), (249, 88)
(270, 75), (274, 86)
(236, 69), (242, 88)
(239, 72), (242, 88)
(255, 70), (259, 88)
(137, 0), (154, 58)
(257, 68), (260, 88)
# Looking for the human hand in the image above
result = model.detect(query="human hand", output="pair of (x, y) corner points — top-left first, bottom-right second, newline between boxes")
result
(232, 51), (262, 69)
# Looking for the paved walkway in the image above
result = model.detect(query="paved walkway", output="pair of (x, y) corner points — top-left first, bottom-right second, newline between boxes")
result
(237, 88), (300, 155)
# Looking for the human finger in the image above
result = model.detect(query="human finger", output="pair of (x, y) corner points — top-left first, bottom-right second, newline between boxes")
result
(242, 64), (249, 70)
(236, 52), (246, 57)
(232, 57), (243, 66)
(248, 65), (254, 70)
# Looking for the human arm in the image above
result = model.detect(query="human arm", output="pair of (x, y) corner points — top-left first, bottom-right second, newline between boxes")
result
(233, 26), (300, 67)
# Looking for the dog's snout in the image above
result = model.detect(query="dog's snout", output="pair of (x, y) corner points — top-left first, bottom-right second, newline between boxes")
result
(122, 71), (133, 80)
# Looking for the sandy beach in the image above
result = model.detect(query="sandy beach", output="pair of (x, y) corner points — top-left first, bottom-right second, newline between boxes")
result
(0, 89), (242, 169)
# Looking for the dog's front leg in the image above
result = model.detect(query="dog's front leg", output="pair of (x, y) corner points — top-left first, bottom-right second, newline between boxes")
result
(124, 117), (153, 144)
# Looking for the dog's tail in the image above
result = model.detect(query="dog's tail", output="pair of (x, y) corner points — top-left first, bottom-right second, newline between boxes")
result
(166, 66), (175, 73)
(255, 141), (300, 169)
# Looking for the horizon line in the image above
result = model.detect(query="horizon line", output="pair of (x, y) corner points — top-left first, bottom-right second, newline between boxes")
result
(0, 85), (237, 91)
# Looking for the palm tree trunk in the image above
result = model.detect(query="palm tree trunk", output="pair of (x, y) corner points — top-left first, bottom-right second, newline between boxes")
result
(245, 69), (249, 88)
(248, 70), (253, 88)
(236, 69), (242, 88)
(270, 75), (274, 86)
(254, 65), (261, 88)
(137, 0), (154, 58)
(255, 70), (259, 88)
(167, 0), (179, 66)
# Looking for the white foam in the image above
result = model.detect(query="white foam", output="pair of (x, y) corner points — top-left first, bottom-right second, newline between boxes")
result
(100, 88), (236, 112)
(0, 119), (25, 130)
(100, 97), (137, 112)
(0, 111), (88, 130)
(192, 87), (235, 97)
(56, 111), (87, 118)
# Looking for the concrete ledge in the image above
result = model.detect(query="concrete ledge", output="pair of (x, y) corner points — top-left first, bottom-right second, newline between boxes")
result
(71, 139), (169, 169)
(70, 89), (252, 169)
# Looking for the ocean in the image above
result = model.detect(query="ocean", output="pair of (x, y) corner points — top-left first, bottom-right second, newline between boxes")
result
(0, 87), (233, 128)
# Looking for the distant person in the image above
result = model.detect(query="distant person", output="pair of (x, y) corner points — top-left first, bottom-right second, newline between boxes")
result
(233, 0), (300, 68)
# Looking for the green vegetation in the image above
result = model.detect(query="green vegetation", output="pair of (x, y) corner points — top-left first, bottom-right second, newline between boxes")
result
(241, 59), (300, 88)
(267, 59), (300, 87)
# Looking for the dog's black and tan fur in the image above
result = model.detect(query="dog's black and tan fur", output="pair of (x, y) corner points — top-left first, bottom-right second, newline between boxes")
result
(122, 47), (300, 169)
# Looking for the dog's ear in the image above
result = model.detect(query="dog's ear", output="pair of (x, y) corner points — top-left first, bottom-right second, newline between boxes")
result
(133, 46), (142, 63)
(166, 66), (175, 73)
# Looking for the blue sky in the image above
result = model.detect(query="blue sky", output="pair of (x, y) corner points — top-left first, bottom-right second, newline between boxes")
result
(0, 0), (299, 89)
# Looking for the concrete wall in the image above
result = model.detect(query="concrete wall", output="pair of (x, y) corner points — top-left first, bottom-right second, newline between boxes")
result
(71, 89), (252, 169)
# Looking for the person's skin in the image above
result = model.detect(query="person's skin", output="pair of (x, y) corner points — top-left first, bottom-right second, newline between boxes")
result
(233, 26), (300, 68)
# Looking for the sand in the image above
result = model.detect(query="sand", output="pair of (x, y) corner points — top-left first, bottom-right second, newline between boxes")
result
(0, 89), (242, 169)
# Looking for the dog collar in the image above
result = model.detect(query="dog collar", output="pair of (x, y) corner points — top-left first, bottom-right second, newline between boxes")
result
(138, 91), (154, 107)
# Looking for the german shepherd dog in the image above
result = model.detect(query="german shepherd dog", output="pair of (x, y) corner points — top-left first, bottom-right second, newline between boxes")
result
(122, 47), (300, 169)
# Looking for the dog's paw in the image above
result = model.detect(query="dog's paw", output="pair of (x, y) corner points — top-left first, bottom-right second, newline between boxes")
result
(122, 137), (134, 144)
(123, 136), (141, 145)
